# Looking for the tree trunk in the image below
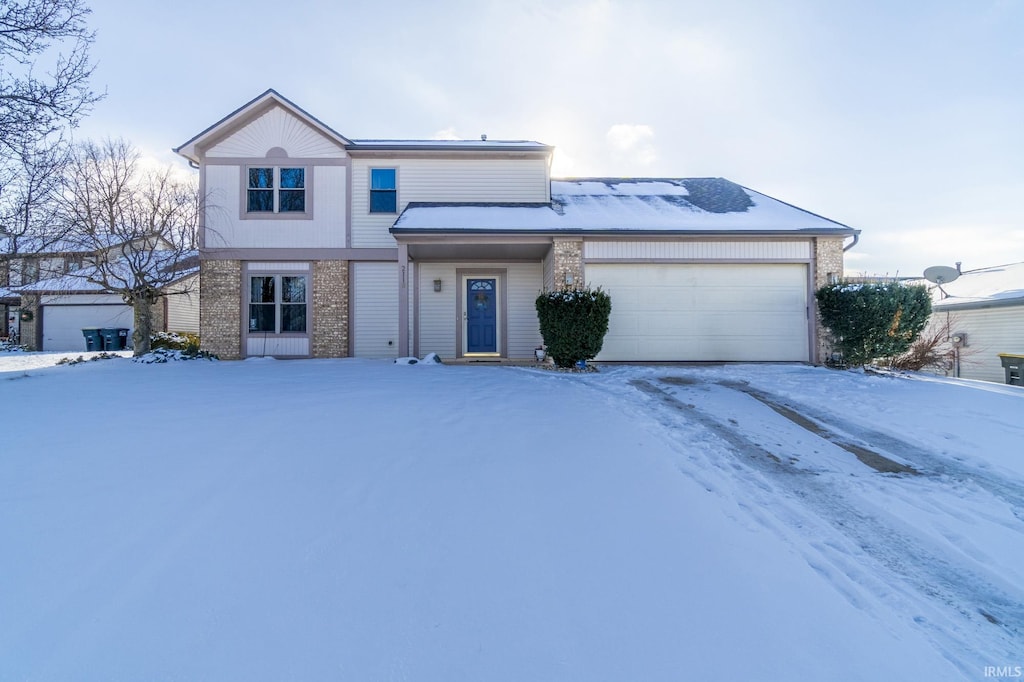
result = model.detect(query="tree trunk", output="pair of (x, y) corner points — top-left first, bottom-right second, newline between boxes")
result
(133, 300), (153, 356)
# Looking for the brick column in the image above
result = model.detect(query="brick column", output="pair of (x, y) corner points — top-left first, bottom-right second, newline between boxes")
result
(552, 239), (583, 289)
(18, 293), (40, 351)
(200, 259), (242, 360)
(312, 260), (349, 358)
(814, 238), (846, 363)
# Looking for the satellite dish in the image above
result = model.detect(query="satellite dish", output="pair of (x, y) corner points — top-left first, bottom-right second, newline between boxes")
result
(923, 265), (961, 285)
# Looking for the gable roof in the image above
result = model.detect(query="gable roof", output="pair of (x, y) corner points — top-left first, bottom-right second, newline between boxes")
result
(1, 232), (148, 257)
(174, 90), (551, 163)
(392, 178), (856, 236)
(173, 89), (353, 163)
(924, 262), (1024, 310)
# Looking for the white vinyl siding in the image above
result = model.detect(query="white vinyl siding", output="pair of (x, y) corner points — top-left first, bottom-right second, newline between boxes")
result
(167, 275), (200, 333)
(246, 336), (310, 357)
(206, 106), (347, 158)
(205, 165), (347, 249)
(352, 262), (399, 358)
(542, 247), (555, 291)
(584, 240), (812, 261)
(928, 306), (1024, 384)
(587, 263), (810, 362)
(417, 263), (457, 359)
(415, 262), (543, 359)
(351, 157), (550, 248)
(506, 263), (544, 358)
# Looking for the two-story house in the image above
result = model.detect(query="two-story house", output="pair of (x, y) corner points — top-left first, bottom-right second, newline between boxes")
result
(175, 90), (858, 363)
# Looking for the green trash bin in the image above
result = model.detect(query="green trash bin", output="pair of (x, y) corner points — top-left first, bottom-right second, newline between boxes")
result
(100, 327), (129, 351)
(82, 328), (103, 351)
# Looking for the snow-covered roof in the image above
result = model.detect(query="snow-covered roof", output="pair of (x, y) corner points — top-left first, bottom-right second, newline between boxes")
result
(925, 262), (1024, 310)
(15, 251), (199, 294)
(392, 178), (855, 235)
(1, 232), (137, 255)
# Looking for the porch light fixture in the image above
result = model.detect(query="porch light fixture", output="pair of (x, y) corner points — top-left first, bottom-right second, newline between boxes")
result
(564, 273), (574, 286)
(433, 278), (442, 292)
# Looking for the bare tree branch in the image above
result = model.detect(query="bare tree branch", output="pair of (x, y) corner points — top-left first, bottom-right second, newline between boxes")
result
(0, 0), (103, 153)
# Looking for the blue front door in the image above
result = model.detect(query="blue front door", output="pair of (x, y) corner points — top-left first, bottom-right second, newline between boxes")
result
(466, 278), (497, 353)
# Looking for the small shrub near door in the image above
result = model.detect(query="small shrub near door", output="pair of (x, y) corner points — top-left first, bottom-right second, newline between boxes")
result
(535, 286), (612, 368)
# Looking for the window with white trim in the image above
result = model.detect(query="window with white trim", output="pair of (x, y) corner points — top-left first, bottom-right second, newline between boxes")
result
(249, 274), (308, 333)
(247, 167), (306, 213)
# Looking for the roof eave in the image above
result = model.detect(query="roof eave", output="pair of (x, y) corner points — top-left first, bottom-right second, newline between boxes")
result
(390, 227), (860, 237)
(933, 297), (1024, 312)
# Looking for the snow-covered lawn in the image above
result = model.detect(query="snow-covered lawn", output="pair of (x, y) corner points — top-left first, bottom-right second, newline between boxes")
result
(1, 354), (1021, 680)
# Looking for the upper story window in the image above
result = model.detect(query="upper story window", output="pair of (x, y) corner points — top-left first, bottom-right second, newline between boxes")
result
(247, 167), (306, 213)
(370, 168), (397, 213)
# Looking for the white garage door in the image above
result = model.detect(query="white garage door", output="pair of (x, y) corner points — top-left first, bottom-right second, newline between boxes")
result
(587, 263), (810, 361)
(42, 304), (134, 351)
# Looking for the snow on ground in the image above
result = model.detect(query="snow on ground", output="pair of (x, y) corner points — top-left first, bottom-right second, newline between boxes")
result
(1, 354), (1022, 680)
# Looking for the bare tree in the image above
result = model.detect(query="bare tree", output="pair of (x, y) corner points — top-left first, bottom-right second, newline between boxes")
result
(1, 134), (72, 255)
(62, 138), (199, 355)
(0, 0), (102, 152)
(1, 0), (100, 306)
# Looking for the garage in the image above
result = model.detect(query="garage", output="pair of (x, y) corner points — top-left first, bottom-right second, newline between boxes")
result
(41, 297), (134, 351)
(586, 263), (810, 362)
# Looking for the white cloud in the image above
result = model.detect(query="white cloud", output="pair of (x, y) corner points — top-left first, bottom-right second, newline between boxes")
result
(606, 124), (657, 167)
(431, 127), (461, 140)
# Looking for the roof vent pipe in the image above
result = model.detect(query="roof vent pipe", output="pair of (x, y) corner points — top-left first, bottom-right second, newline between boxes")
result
(480, 134), (487, 141)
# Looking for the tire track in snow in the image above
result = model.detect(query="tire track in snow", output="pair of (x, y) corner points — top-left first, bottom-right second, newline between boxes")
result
(622, 377), (1023, 675)
(728, 380), (1024, 519)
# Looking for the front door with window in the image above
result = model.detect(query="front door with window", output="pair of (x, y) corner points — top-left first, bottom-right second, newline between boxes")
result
(466, 278), (497, 354)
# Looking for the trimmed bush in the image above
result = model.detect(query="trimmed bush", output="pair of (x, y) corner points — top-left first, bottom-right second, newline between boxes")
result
(535, 286), (612, 368)
(816, 281), (932, 367)
(151, 332), (201, 355)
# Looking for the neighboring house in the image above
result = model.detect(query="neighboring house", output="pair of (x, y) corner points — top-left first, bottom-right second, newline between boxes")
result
(919, 262), (1024, 384)
(174, 89), (859, 362)
(16, 253), (200, 352)
(1, 233), (176, 344)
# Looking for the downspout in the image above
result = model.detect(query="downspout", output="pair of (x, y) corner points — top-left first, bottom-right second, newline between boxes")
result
(843, 233), (860, 251)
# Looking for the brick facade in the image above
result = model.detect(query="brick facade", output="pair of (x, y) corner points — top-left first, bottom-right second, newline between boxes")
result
(18, 293), (40, 350)
(312, 260), (349, 358)
(552, 239), (583, 289)
(814, 237), (846, 363)
(199, 259), (242, 360)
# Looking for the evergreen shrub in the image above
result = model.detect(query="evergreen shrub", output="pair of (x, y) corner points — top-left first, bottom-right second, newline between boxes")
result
(535, 286), (612, 368)
(816, 281), (932, 367)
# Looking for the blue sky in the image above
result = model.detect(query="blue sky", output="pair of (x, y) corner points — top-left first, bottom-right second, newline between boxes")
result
(75, 0), (1023, 276)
